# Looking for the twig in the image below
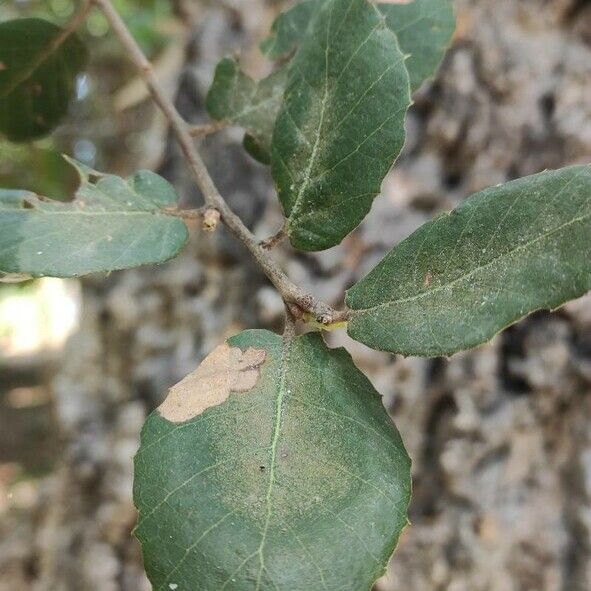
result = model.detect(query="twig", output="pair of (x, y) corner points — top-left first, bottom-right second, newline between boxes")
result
(164, 207), (220, 232)
(91, 0), (349, 326)
(163, 207), (206, 219)
(188, 121), (229, 138)
(260, 222), (288, 250)
(283, 303), (297, 340)
(0, 0), (94, 99)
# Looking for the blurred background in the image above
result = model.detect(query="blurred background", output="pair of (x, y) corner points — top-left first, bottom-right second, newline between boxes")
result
(1, 0), (591, 589)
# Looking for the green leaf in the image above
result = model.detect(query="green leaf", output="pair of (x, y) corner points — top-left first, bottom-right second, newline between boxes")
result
(206, 58), (288, 165)
(0, 18), (88, 142)
(0, 158), (188, 278)
(346, 165), (591, 357)
(216, 1), (454, 167)
(134, 329), (411, 591)
(379, 0), (455, 92)
(271, 0), (411, 251)
(261, 0), (455, 92)
(260, 0), (317, 59)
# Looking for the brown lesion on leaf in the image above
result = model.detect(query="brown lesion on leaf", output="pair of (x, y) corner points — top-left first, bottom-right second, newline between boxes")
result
(158, 343), (267, 423)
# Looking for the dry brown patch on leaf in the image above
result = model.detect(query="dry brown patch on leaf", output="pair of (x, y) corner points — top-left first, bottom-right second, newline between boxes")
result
(158, 343), (267, 423)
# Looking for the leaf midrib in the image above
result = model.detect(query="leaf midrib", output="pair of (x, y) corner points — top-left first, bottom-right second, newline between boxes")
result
(254, 336), (292, 590)
(287, 2), (333, 225)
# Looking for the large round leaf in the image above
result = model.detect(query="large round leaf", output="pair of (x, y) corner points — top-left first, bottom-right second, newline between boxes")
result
(134, 330), (411, 591)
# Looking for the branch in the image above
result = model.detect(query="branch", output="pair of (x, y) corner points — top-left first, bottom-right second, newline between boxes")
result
(91, 0), (220, 212)
(91, 0), (349, 326)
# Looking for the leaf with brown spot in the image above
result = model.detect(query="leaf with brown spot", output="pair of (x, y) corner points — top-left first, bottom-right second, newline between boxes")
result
(134, 329), (411, 591)
(158, 343), (267, 423)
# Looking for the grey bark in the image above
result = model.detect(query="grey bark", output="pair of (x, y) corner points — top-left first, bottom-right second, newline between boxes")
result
(1, 1), (591, 590)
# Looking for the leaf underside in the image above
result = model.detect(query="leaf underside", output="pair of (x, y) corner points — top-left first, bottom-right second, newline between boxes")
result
(0, 18), (88, 142)
(346, 165), (591, 357)
(0, 158), (188, 277)
(271, 0), (411, 251)
(134, 330), (411, 591)
(206, 58), (288, 164)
